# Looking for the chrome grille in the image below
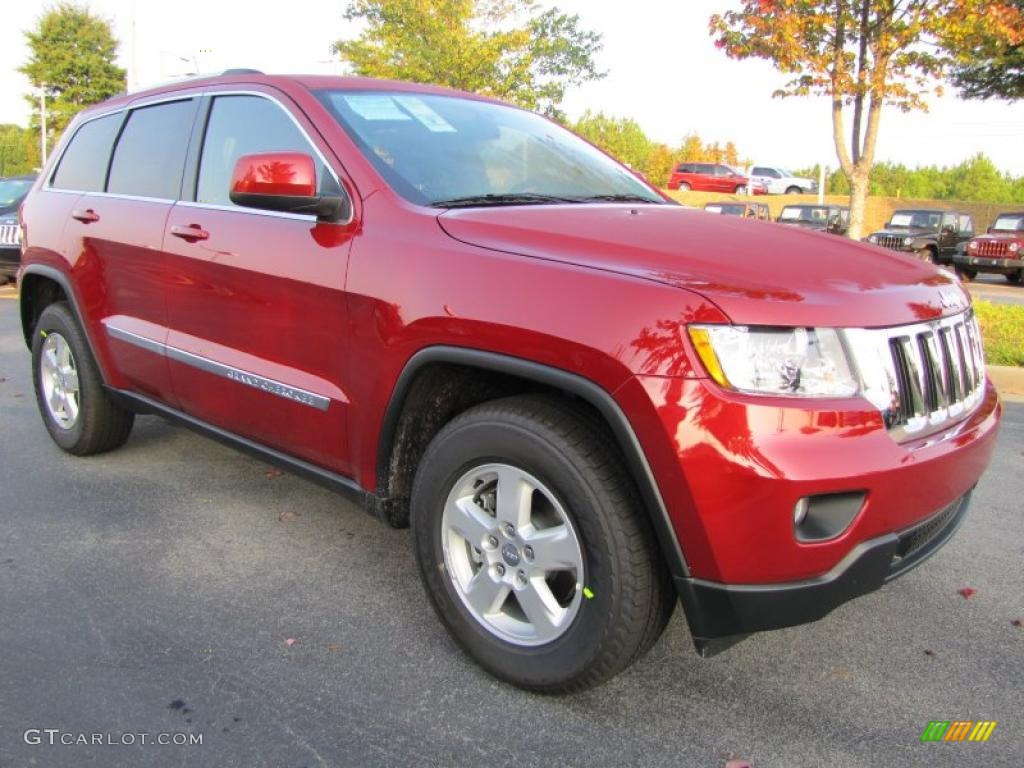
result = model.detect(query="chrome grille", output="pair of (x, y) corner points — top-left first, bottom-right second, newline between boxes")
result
(974, 241), (1009, 258)
(0, 224), (19, 246)
(844, 311), (985, 442)
(877, 235), (905, 250)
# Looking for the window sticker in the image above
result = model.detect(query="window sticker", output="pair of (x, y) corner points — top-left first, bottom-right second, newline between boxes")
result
(393, 95), (457, 132)
(343, 94), (411, 121)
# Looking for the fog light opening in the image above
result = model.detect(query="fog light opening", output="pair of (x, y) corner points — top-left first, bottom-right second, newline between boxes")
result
(793, 498), (809, 526)
(794, 492), (866, 542)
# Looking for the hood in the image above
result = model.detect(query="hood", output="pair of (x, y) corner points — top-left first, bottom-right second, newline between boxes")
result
(872, 226), (934, 238)
(438, 205), (968, 328)
(0, 203), (20, 219)
(975, 232), (1023, 242)
(778, 219), (827, 230)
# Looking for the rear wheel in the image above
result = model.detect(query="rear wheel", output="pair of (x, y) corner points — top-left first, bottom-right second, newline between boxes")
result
(31, 302), (134, 455)
(735, 185), (748, 195)
(411, 395), (674, 693)
(677, 182), (691, 192)
(957, 267), (977, 282)
(785, 186), (802, 195)
(1006, 271), (1022, 284)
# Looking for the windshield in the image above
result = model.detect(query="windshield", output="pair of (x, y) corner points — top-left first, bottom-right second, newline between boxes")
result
(779, 206), (826, 222)
(316, 90), (664, 207)
(889, 211), (941, 229)
(991, 215), (1023, 232)
(706, 204), (745, 215)
(0, 178), (33, 207)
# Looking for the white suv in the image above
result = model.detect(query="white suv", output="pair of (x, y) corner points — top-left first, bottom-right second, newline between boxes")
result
(747, 166), (817, 195)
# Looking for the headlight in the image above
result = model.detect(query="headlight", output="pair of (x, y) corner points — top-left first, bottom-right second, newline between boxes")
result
(1010, 242), (1020, 253)
(968, 241), (977, 250)
(688, 325), (859, 397)
(903, 236), (914, 246)
(868, 235), (878, 243)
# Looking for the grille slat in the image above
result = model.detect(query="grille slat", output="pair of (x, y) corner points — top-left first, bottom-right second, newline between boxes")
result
(0, 224), (19, 246)
(975, 241), (1009, 258)
(878, 235), (905, 251)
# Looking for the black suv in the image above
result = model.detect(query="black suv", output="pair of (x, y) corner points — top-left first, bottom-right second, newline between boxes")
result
(866, 209), (974, 265)
(0, 174), (36, 284)
(776, 204), (849, 236)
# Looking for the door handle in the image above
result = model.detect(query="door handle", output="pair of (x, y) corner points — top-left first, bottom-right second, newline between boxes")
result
(170, 224), (210, 241)
(71, 209), (100, 223)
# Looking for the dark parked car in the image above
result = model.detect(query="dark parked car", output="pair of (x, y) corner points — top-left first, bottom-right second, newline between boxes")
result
(667, 162), (766, 194)
(866, 209), (974, 265)
(17, 72), (999, 692)
(0, 174), (36, 283)
(703, 201), (770, 219)
(776, 204), (849, 235)
(953, 212), (1024, 284)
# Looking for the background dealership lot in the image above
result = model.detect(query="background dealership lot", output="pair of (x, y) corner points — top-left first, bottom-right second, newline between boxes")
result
(1, 294), (1021, 766)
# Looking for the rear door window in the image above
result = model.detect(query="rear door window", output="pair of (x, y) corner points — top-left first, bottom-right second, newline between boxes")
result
(51, 113), (123, 192)
(196, 95), (325, 207)
(107, 99), (197, 199)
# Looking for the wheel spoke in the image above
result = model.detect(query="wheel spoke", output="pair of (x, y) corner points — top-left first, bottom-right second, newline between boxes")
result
(48, 387), (64, 416)
(448, 497), (496, 546)
(523, 525), (579, 571)
(55, 335), (69, 366)
(61, 366), (79, 394)
(62, 390), (79, 422)
(42, 346), (59, 375)
(463, 569), (508, 617)
(494, 466), (533, 529)
(516, 578), (562, 638)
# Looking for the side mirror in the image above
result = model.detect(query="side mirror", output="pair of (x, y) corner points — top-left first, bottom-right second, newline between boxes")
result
(229, 151), (348, 222)
(987, 226), (994, 234)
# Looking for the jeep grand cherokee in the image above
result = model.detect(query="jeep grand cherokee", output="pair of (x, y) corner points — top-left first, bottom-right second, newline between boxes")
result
(17, 73), (1000, 692)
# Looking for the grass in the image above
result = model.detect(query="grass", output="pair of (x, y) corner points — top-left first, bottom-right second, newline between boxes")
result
(974, 300), (1024, 367)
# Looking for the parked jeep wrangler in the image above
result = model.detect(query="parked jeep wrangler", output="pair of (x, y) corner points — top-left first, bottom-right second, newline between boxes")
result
(776, 204), (849, 235)
(17, 73), (1000, 692)
(953, 211), (1024, 284)
(866, 209), (974, 265)
(703, 201), (770, 219)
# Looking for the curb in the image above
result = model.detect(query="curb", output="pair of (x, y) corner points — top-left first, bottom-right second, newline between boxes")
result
(989, 365), (1024, 399)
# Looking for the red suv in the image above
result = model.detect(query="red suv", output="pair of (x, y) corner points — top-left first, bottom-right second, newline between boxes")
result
(668, 162), (765, 194)
(954, 211), (1024, 284)
(18, 73), (1000, 692)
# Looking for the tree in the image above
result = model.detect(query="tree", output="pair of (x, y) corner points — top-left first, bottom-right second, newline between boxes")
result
(949, 2), (1024, 99)
(573, 111), (651, 171)
(0, 124), (39, 176)
(710, 1), (1020, 239)
(334, 0), (603, 118)
(20, 3), (126, 148)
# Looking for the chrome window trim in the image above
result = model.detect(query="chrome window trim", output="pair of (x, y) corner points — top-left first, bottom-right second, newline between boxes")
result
(43, 87), (354, 225)
(105, 323), (331, 411)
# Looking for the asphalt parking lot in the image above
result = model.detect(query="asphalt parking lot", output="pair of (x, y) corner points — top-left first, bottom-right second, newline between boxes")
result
(0, 295), (1021, 768)
(967, 273), (1024, 306)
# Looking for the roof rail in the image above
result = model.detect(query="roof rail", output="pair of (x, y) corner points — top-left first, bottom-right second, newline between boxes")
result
(221, 68), (264, 75)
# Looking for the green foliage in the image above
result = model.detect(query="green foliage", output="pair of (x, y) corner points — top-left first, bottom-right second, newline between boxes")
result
(949, 2), (1024, 100)
(974, 300), (1024, 367)
(794, 154), (1024, 203)
(333, 0), (603, 118)
(0, 124), (39, 176)
(572, 111), (651, 171)
(19, 3), (126, 143)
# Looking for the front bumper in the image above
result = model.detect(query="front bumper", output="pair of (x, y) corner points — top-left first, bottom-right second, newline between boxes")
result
(678, 491), (971, 652)
(0, 245), (19, 276)
(954, 253), (1022, 274)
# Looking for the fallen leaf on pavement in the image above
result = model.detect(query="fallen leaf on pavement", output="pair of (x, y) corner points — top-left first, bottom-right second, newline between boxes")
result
(264, 468), (283, 478)
(1012, 619), (1023, 628)
(924, 649), (936, 657)
(327, 643), (342, 652)
(958, 587), (977, 599)
(284, 638), (298, 647)
(726, 761), (753, 768)
(278, 510), (301, 522)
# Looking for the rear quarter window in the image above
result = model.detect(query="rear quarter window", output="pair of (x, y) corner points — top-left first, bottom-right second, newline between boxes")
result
(50, 113), (123, 192)
(107, 99), (197, 199)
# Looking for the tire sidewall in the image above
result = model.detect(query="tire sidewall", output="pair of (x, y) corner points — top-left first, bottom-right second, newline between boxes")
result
(412, 416), (622, 689)
(31, 304), (89, 451)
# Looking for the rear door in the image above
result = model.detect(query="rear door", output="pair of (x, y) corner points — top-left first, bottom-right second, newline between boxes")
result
(163, 89), (356, 474)
(61, 97), (199, 403)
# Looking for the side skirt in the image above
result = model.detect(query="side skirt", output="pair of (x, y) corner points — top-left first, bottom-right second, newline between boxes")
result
(107, 388), (397, 522)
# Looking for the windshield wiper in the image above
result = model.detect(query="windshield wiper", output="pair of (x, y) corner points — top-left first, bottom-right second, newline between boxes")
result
(573, 193), (663, 204)
(430, 193), (580, 208)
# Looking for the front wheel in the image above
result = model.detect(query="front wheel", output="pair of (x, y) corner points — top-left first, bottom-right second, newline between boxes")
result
(957, 267), (977, 282)
(411, 395), (674, 693)
(1006, 271), (1022, 284)
(785, 186), (802, 195)
(31, 302), (134, 455)
(735, 185), (748, 195)
(677, 182), (691, 192)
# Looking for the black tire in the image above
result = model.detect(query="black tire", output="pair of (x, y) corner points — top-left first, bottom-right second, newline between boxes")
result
(917, 248), (936, 264)
(31, 302), (134, 455)
(785, 186), (802, 195)
(0, 274), (9, 286)
(411, 394), (674, 693)
(957, 267), (977, 282)
(1006, 271), (1022, 284)
(735, 185), (748, 195)
(677, 182), (691, 192)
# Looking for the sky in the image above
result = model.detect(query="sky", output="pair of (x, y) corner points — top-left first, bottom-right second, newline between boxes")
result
(2, 0), (1023, 174)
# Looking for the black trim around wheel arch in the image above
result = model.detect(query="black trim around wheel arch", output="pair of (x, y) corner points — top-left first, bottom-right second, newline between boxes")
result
(681, 491), (972, 657)
(377, 345), (690, 580)
(18, 265), (113, 383)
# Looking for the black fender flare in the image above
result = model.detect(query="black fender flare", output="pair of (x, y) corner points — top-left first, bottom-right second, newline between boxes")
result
(377, 345), (690, 581)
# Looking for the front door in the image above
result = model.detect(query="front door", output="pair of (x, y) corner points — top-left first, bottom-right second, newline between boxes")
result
(163, 91), (356, 474)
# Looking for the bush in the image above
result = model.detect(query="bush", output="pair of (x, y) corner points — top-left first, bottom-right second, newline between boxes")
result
(974, 300), (1024, 367)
